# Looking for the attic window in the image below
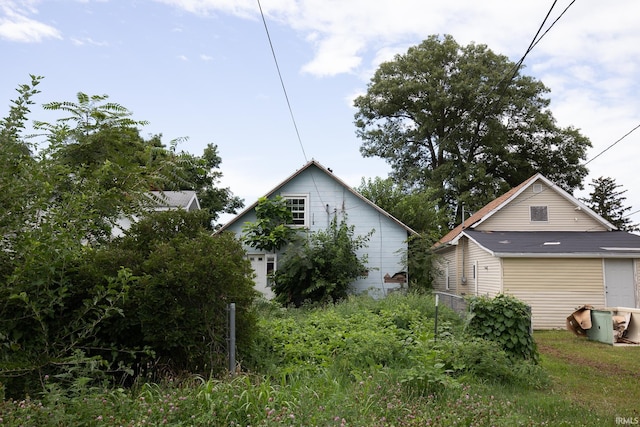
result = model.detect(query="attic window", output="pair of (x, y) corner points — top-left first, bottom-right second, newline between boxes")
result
(530, 206), (548, 222)
(532, 184), (543, 193)
(283, 194), (309, 227)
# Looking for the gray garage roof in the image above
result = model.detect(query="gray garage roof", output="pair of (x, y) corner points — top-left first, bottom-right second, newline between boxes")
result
(464, 230), (640, 257)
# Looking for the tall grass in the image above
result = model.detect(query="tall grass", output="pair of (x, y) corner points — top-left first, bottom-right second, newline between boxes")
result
(2, 294), (632, 426)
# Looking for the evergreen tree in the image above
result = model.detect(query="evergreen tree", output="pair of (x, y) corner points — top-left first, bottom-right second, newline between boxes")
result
(581, 176), (638, 231)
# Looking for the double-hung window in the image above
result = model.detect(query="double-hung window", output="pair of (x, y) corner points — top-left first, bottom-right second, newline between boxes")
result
(283, 194), (309, 227)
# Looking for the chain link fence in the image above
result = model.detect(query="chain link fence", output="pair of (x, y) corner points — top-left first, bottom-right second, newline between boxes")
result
(434, 292), (468, 316)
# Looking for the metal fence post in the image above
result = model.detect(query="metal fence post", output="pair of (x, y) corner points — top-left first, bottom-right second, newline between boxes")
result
(228, 303), (236, 375)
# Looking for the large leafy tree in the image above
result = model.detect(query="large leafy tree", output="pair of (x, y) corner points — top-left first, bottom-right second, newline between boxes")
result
(354, 34), (591, 226)
(581, 176), (638, 232)
(161, 141), (244, 227)
(356, 176), (446, 236)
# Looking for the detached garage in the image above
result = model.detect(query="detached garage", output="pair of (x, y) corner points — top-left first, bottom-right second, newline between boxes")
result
(432, 174), (640, 329)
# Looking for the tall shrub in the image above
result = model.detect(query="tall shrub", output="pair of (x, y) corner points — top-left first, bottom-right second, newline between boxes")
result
(85, 210), (259, 377)
(465, 294), (538, 362)
(273, 215), (372, 306)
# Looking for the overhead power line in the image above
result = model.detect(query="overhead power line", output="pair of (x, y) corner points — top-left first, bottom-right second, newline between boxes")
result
(439, 0), (574, 150)
(256, 0), (308, 162)
(584, 123), (640, 166)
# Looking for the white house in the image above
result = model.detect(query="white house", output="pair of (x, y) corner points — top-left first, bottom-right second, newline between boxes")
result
(217, 160), (417, 298)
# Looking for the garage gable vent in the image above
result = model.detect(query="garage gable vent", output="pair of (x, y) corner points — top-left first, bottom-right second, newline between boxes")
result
(532, 183), (543, 193)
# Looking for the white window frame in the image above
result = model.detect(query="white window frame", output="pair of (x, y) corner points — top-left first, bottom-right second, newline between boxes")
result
(282, 194), (309, 228)
(266, 254), (276, 287)
(445, 262), (450, 291)
(530, 205), (548, 222)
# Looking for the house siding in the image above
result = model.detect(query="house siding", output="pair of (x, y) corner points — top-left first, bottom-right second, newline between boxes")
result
(223, 164), (409, 297)
(278, 167), (409, 295)
(637, 260), (640, 309)
(476, 184), (607, 232)
(502, 258), (605, 329)
(432, 247), (457, 293)
(466, 239), (502, 297)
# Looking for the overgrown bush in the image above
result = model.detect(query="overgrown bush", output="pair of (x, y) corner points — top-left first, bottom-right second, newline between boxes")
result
(465, 294), (539, 362)
(0, 78), (249, 398)
(438, 337), (548, 388)
(248, 293), (547, 392)
(272, 215), (372, 306)
(83, 210), (259, 379)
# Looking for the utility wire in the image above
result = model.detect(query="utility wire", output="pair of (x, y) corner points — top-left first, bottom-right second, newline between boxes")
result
(438, 0), (571, 152)
(584, 123), (640, 166)
(257, 0), (333, 212)
(256, 0), (308, 162)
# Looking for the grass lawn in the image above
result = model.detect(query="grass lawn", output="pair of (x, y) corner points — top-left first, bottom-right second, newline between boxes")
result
(531, 330), (640, 426)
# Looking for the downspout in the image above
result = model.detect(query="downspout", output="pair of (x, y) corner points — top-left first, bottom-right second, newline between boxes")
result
(461, 205), (466, 288)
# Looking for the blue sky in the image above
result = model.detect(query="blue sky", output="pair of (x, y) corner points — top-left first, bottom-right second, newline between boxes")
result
(2, 0), (640, 225)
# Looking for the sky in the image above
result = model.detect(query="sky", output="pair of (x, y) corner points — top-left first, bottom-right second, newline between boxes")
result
(2, 0), (640, 226)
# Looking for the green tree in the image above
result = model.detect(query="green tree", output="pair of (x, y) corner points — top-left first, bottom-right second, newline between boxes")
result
(354, 34), (591, 228)
(242, 196), (298, 253)
(0, 79), (248, 396)
(581, 176), (638, 232)
(0, 81), (144, 396)
(356, 177), (446, 290)
(272, 215), (371, 306)
(0, 75), (41, 257)
(161, 142), (244, 228)
(37, 93), (242, 232)
(356, 176), (446, 236)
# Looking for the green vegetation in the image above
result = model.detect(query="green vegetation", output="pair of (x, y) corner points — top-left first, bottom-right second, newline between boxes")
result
(581, 176), (639, 232)
(467, 293), (538, 361)
(354, 34), (591, 225)
(272, 215), (372, 306)
(6, 294), (636, 426)
(242, 197), (373, 306)
(242, 196), (297, 253)
(2, 57), (637, 425)
(0, 78), (253, 398)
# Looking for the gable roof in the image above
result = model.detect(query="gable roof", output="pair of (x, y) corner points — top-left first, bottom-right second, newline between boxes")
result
(150, 191), (200, 211)
(217, 159), (417, 235)
(435, 173), (616, 248)
(464, 230), (640, 258)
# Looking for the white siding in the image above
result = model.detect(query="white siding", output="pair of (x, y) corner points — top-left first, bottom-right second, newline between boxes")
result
(432, 247), (457, 293)
(637, 260), (640, 308)
(502, 258), (605, 329)
(477, 184), (606, 232)
(466, 239), (502, 297)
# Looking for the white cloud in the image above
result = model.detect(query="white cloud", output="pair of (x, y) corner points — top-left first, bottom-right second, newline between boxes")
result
(70, 37), (109, 47)
(0, 3), (61, 42)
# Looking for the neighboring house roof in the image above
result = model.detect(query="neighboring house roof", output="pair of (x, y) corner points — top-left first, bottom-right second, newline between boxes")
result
(150, 190), (200, 211)
(217, 159), (418, 235)
(464, 230), (640, 258)
(435, 173), (616, 248)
